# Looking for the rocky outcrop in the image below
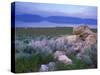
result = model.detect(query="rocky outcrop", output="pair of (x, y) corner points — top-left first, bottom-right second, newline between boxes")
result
(53, 25), (97, 65)
(73, 25), (96, 47)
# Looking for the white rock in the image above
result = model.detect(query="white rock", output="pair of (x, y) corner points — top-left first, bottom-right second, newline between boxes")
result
(39, 64), (48, 72)
(54, 51), (66, 59)
(58, 55), (72, 64)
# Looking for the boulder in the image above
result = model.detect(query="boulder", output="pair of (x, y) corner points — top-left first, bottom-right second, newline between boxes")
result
(58, 55), (72, 64)
(66, 35), (80, 45)
(39, 64), (49, 72)
(73, 25), (87, 35)
(48, 62), (56, 71)
(53, 51), (66, 59)
(73, 25), (97, 47)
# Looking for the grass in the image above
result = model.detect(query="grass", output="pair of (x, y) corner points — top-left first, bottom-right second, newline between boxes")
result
(56, 54), (90, 71)
(15, 27), (97, 73)
(15, 27), (73, 37)
(15, 27), (97, 37)
(15, 53), (54, 73)
(15, 53), (92, 73)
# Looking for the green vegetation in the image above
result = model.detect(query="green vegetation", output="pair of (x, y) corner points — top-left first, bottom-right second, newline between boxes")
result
(15, 53), (90, 73)
(15, 27), (97, 73)
(15, 53), (54, 73)
(15, 27), (73, 37)
(56, 54), (89, 71)
(15, 27), (96, 37)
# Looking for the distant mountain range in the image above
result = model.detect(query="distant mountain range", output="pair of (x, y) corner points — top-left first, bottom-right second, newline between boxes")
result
(15, 14), (97, 25)
(11, 2), (97, 28)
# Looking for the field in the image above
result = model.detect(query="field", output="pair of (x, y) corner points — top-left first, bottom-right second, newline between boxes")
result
(15, 27), (97, 73)
(15, 27), (96, 36)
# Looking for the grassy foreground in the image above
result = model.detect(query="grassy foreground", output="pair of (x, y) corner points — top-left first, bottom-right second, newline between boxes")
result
(15, 27), (97, 73)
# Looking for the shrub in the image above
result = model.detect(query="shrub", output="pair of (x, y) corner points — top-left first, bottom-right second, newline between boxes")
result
(15, 53), (54, 73)
(56, 54), (89, 70)
(23, 45), (36, 54)
(15, 55), (39, 73)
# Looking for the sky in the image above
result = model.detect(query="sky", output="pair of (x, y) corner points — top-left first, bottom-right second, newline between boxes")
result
(12, 2), (97, 28)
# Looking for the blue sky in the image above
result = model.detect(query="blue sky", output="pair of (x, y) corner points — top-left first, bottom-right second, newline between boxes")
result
(13, 2), (97, 28)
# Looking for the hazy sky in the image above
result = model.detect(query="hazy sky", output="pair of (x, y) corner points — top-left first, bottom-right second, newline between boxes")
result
(13, 2), (97, 28)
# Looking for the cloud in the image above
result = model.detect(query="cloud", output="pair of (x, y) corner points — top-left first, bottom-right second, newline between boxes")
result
(13, 2), (97, 28)
(15, 2), (97, 19)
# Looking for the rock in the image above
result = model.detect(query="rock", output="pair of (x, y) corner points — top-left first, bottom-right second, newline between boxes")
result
(58, 55), (72, 64)
(53, 51), (72, 64)
(72, 41), (83, 52)
(73, 25), (88, 35)
(48, 62), (56, 71)
(66, 35), (80, 44)
(53, 51), (66, 59)
(85, 34), (96, 46)
(39, 64), (48, 72)
(73, 25), (96, 47)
